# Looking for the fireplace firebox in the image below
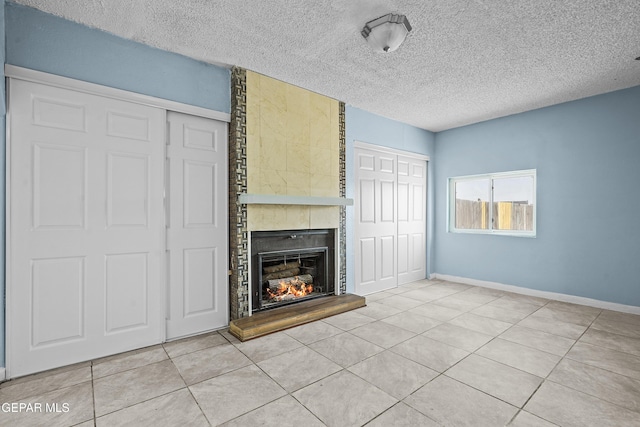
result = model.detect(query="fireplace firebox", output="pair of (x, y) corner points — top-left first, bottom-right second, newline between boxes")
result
(251, 229), (335, 312)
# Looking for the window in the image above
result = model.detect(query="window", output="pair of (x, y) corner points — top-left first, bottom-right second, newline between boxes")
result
(448, 169), (536, 236)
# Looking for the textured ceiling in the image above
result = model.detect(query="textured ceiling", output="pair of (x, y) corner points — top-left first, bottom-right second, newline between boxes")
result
(14, 0), (640, 131)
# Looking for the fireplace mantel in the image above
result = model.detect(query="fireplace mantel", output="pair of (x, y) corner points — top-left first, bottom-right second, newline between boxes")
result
(238, 193), (353, 206)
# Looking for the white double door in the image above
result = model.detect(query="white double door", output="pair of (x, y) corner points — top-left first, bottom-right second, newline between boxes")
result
(8, 79), (227, 377)
(354, 144), (427, 295)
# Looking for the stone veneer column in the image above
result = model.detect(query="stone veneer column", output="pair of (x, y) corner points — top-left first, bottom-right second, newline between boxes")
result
(229, 67), (249, 320)
(339, 102), (347, 295)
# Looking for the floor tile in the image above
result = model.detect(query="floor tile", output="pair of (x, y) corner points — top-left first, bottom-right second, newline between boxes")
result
(431, 296), (484, 312)
(364, 291), (394, 302)
(220, 395), (325, 427)
(566, 341), (640, 380)
(0, 381), (94, 427)
(95, 388), (207, 427)
(405, 375), (518, 426)
(598, 309), (640, 327)
(461, 286), (506, 298)
(292, 370), (397, 427)
(366, 402), (439, 427)
(189, 364), (287, 426)
(172, 343), (252, 385)
(432, 282), (472, 292)
(590, 316), (640, 339)
(525, 380), (640, 427)
(348, 350), (438, 399)
(93, 360), (185, 416)
(92, 345), (167, 379)
(545, 300), (601, 317)
(548, 358), (640, 412)
(349, 321), (416, 348)
(500, 292), (548, 307)
(408, 303), (464, 322)
(488, 297), (544, 315)
(471, 304), (531, 324)
(517, 314), (587, 339)
(381, 311), (442, 334)
(390, 335), (469, 372)
(580, 327), (640, 356)
(163, 331), (228, 358)
(376, 294), (424, 311)
(308, 332), (384, 367)
(406, 285), (461, 301)
(233, 331), (303, 363)
(453, 290), (501, 305)
(445, 354), (543, 407)
(399, 279), (432, 289)
(532, 306), (598, 327)
(448, 312), (512, 336)
(322, 310), (376, 331)
(500, 325), (576, 356)
(423, 322), (493, 352)
(476, 338), (561, 377)
(258, 346), (341, 392)
(383, 286), (410, 294)
(0, 364), (91, 401)
(354, 301), (402, 320)
(282, 320), (343, 344)
(398, 288), (438, 302)
(508, 410), (557, 426)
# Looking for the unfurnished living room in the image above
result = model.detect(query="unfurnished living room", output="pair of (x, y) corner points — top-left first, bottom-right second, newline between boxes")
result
(1, 1), (640, 426)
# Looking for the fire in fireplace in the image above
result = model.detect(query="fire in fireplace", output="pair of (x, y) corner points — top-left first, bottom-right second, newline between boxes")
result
(251, 230), (335, 312)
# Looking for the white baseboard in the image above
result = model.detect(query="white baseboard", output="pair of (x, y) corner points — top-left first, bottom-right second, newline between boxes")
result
(433, 273), (640, 315)
(0, 368), (5, 382)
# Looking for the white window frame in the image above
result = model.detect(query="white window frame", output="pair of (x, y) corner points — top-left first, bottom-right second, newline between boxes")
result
(448, 169), (536, 237)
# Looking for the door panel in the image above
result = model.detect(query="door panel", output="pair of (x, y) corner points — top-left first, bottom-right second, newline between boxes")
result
(354, 148), (397, 294)
(398, 155), (427, 284)
(166, 112), (228, 339)
(8, 79), (165, 377)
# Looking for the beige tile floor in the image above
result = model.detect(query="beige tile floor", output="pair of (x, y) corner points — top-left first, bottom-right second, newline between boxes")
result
(2, 279), (640, 426)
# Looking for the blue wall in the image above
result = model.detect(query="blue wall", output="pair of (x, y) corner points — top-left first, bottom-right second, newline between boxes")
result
(434, 86), (640, 306)
(345, 106), (436, 293)
(5, 2), (230, 113)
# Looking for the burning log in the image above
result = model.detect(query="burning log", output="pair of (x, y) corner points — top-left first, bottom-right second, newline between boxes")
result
(267, 274), (313, 289)
(263, 261), (300, 274)
(262, 268), (301, 281)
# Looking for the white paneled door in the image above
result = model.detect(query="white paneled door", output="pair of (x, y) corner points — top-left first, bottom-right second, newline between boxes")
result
(166, 112), (228, 339)
(354, 145), (427, 295)
(8, 80), (165, 377)
(397, 155), (427, 285)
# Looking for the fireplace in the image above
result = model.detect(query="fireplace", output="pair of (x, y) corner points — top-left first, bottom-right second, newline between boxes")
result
(251, 229), (336, 312)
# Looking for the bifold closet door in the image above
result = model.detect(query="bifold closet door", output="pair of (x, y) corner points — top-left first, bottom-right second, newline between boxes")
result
(166, 111), (228, 339)
(8, 79), (165, 377)
(397, 155), (427, 285)
(354, 147), (398, 294)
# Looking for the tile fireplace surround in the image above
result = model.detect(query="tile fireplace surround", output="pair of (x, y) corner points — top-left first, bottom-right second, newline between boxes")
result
(229, 67), (347, 320)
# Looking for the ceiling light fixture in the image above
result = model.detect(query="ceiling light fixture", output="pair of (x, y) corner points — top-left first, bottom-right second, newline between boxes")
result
(361, 13), (412, 53)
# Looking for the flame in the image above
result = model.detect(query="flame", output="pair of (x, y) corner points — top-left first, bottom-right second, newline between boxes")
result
(267, 277), (314, 302)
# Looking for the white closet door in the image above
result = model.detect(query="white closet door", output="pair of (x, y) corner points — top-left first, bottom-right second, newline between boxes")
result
(397, 155), (427, 284)
(166, 112), (228, 339)
(354, 147), (397, 294)
(8, 79), (165, 377)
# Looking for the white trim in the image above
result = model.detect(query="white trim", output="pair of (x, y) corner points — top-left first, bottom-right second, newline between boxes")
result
(433, 273), (640, 315)
(0, 368), (5, 382)
(354, 140), (430, 161)
(5, 65), (231, 122)
(239, 193), (353, 206)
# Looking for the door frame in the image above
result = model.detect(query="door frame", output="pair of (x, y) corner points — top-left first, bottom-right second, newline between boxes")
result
(4, 66), (230, 379)
(353, 141), (429, 294)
